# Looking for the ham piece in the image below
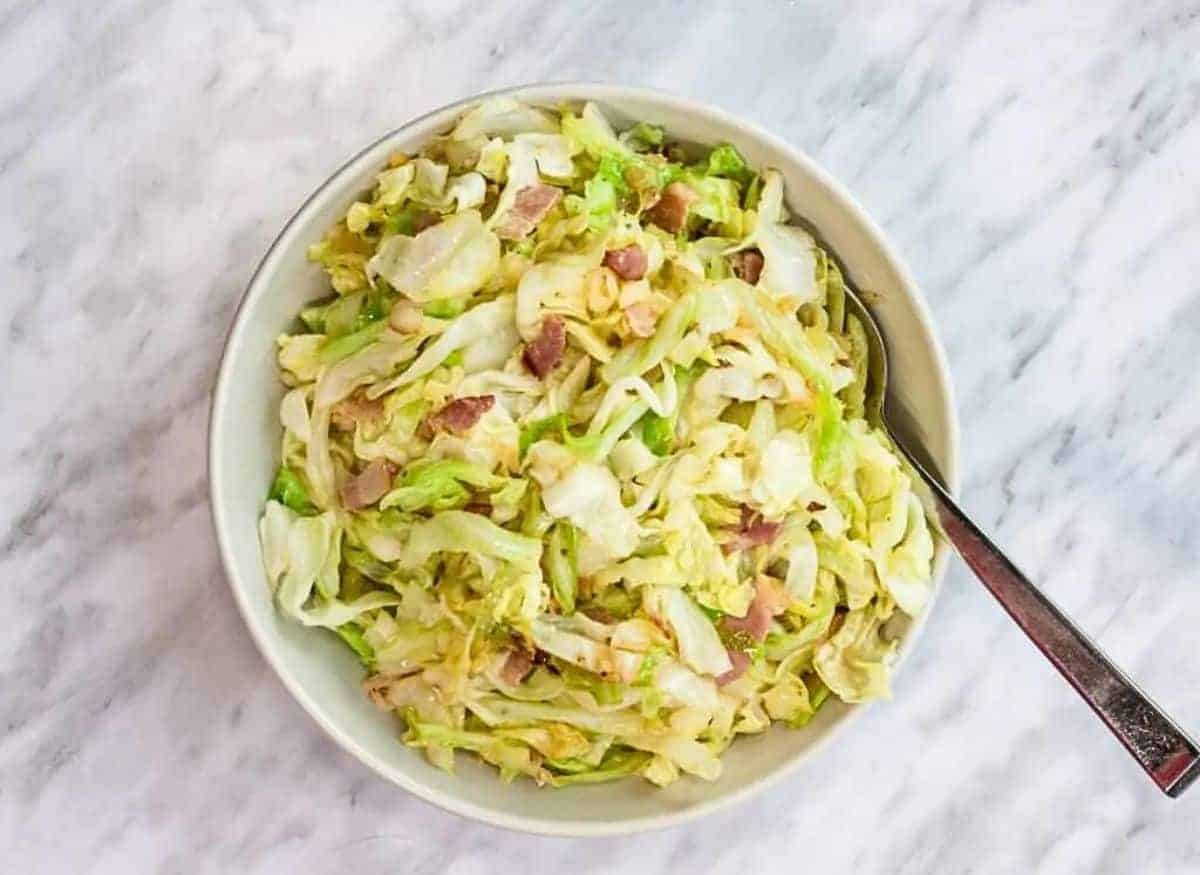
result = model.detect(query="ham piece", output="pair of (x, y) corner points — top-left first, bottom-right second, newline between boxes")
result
(646, 182), (697, 233)
(729, 248), (764, 284)
(603, 244), (648, 280)
(423, 395), (496, 435)
(522, 315), (566, 378)
(722, 506), (782, 554)
(723, 577), (789, 642)
(499, 649), (534, 686)
(716, 649), (751, 686)
(340, 459), (395, 510)
(494, 184), (562, 240)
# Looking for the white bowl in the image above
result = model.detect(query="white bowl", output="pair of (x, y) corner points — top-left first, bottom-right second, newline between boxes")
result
(209, 83), (960, 836)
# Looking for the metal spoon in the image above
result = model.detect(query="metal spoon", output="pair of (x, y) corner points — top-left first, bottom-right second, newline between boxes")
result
(843, 286), (1199, 798)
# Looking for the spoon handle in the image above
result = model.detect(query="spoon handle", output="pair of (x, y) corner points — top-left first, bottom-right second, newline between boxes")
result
(896, 439), (1199, 797)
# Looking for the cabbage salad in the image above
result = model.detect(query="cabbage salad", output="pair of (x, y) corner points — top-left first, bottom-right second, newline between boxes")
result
(258, 97), (935, 787)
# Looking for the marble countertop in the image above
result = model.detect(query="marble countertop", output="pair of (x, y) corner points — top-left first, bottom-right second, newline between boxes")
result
(4, 1), (1199, 871)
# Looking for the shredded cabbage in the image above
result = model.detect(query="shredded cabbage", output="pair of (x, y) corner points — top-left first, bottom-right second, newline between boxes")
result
(259, 98), (937, 790)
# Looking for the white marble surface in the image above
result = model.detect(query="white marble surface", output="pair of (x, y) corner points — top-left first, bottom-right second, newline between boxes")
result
(3, 0), (1199, 871)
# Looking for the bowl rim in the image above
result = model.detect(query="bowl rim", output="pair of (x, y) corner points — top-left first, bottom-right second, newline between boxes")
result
(208, 81), (961, 837)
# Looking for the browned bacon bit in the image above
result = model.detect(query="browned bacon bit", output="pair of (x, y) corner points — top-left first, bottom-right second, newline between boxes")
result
(716, 649), (750, 686)
(423, 395), (496, 436)
(723, 577), (788, 642)
(499, 649), (534, 686)
(331, 390), (385, 432)
(806, 501), (827, 513)
(411, 210), (441, 233)
(646, 182), (697, 233)
(494, 184), (562, 240)
(722, 506), (783, 553)
(602, 244), (648, 281)
(522, 315), (566, 378)
(340, 459), (395, 510)
(729, 248), (765, 284)
(463, 500), (492, 515)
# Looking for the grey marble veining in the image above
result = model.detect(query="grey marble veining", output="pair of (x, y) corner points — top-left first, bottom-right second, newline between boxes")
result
(3, 1), (1199, 871)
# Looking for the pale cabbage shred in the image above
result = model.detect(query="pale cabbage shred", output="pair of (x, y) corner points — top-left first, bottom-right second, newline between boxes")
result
(259, 97), (936, 788)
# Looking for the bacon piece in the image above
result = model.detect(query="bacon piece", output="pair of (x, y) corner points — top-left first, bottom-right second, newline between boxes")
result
(494, 184), (562, 240)
(411, 210), (441, 233)
(522, 315), (566, 378)
(646, 182), (697, 233)
(330, 390), (385, 432)
(423, 395), (495, 436)
(603, 244), (648, 281)
(623, 302), (658, 338)
(340, 459), (395, 510)
(723, 577), (788, 642)
(716, 649), (751, 686)
(499, 649), (534, 686)
(722, 506), (782, 553)
(729, 248), (764, 284)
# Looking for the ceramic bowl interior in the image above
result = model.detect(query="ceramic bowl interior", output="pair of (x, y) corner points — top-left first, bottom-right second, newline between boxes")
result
(209, 83), (959, 836)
